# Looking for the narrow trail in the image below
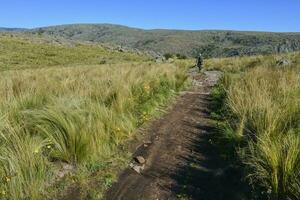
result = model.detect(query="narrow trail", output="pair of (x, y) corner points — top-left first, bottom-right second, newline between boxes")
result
(106, 70), (248, 200)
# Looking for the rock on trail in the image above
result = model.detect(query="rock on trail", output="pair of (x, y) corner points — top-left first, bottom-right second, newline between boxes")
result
(106, 70), (249, 200)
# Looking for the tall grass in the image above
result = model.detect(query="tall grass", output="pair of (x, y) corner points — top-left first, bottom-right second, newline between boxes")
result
(246, 132), (300, 199)
(205, 51), (300, 73)
(0, 62), (188, 199)
(212, 52), (300, 199)
(0, 122), (50, 200)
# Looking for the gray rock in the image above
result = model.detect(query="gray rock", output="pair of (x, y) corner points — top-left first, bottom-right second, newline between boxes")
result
(155, 54), (166, 63)
(214, 168), (224, 177)
(143, 140), (152, 144)
(155, 58), (164, 63)
(129, 163), (145, 174)
(276, 59), (291, 66)
(54, 163), (75, 180)
(62, 163), (74, 171)
(167, 58), (175, 63)
(133, 165), (144, 174)
(57, 171), (66, 179)
(134, 156), (146, 164)
(143, 141), (152, 148)
(143, 144), (149, 147)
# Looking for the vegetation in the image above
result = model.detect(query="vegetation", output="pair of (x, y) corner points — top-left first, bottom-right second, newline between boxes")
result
(0, 33), (149, 70)
(2, 24), (300, 58)
(163, 53), (174, 60)
(26, 24), (300, 57)
(0, 34), (189, 199)
(208, 52), (300, 199)
(2, 26), (300, 199)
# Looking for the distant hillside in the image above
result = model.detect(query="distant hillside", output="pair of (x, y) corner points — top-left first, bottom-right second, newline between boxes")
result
(0, 33), (149, 70)
(0, 27), (27, 32)
(2, 24), (300, 58)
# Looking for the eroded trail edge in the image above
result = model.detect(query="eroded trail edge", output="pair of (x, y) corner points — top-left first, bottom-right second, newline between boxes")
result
(106, 70), (246, 200)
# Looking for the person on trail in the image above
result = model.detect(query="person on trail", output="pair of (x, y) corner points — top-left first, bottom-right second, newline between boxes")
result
(196, 53), (203, 72)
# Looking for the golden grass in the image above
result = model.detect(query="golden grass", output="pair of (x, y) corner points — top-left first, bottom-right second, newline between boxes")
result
(214, 52), (300, 199)
(205, 51), (300, 72)
(0, 34), (150, 70)
(0, 62), (189, 199)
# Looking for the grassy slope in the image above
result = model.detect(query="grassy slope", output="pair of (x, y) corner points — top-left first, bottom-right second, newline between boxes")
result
(0, 33), (150, 70)
(18, 24), (300, 57)
(0, 34), (190, 199)
(207, 53), (300, 199)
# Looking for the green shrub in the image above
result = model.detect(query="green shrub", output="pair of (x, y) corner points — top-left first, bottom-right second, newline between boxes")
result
(163, 53), (173, 60)
(176, 53), (187, 59)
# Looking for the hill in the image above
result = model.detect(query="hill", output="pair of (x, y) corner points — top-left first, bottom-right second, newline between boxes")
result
(0, 33), (149, 70)
(0, 27), (26, 32)
(11, 24), (300, 58)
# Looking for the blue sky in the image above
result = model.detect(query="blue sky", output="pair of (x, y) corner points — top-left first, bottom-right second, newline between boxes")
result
(0, 0), (299, 32)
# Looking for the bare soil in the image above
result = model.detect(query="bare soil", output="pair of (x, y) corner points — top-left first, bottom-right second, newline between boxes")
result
(105, 70), (250, 200)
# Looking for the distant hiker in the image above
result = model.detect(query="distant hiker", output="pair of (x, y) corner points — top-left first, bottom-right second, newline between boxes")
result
(196, 53), (203, 72)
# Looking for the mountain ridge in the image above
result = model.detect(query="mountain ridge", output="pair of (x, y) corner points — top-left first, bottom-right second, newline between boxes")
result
(2, 23), (300, 57)
(2, 23), (300, 33)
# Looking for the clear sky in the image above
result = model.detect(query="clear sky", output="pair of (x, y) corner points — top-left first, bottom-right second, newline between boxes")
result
(1, 0), (299, 32)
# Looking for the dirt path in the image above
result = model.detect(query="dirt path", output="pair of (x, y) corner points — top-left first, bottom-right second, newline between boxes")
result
(105, 70), (249, 200)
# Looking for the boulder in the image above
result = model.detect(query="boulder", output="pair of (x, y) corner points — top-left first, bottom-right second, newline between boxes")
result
(276, 59), (291, 66)
(167, 58), (175, 63)
(155, 58), (163, 63)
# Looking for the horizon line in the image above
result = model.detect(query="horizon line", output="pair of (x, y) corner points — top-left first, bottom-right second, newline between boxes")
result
(1, 23), (300, 34)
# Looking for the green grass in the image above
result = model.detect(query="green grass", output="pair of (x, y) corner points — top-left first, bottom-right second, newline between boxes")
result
(20, 24), (300, 58)
(0, 33), (150, 70)
(0, 34), (190, 199)
(0, 63), (189, 199)
(205, 51), (300, 72)
(209, 52), (300, 199)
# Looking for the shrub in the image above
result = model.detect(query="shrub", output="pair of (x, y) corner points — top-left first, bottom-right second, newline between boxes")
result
(176, 53), (187, 59)
(163, 53), (173, 60)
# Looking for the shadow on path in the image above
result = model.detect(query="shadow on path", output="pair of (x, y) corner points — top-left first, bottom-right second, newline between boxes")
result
(106, 72), (251, 200)
(167, 94), (251, 200)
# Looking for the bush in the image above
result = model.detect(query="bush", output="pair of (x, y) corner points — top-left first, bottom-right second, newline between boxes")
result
(163, 53), (173, 60)
(176, 53), (187, 59)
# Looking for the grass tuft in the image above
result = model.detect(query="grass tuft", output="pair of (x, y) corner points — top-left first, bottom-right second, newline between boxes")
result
(210, 52), (300, 199)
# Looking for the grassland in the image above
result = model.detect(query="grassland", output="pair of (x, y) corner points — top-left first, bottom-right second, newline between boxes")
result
(21, 24), (300, 58)
(0, 34), (189, 199)
(208, 52), (300, 199)
(2, 30), (299, 200)
(0, 33), (150, 71)
(3, 24), (300, 58)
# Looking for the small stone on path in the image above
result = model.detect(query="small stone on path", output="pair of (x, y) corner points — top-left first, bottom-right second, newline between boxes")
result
(135, 156), (146, 164)
(129, 163), (145, 174)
